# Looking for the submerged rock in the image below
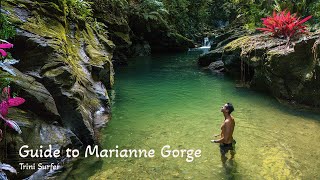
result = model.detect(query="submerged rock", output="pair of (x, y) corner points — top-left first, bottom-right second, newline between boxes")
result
(208, 60), (225, 73)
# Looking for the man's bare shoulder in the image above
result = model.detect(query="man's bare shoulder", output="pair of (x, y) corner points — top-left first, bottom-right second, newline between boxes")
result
(224, 119), (232, 124)
(225, 117), (235, 125)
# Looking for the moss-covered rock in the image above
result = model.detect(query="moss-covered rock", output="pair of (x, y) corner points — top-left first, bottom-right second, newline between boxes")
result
(219, 32), (320, 107)
(1, 0), (115, 178)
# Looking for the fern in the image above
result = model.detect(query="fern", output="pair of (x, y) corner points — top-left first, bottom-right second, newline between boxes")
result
(66, 0), (93, 21)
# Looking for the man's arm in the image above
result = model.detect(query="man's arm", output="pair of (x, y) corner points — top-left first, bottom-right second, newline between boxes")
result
(213, 120), (231, 143)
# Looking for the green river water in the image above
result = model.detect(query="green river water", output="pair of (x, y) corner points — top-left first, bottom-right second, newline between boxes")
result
(69, 51), (320, 180)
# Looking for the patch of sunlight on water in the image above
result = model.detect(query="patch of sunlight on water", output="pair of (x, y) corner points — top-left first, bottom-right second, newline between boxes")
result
(68, 52), (320, 180)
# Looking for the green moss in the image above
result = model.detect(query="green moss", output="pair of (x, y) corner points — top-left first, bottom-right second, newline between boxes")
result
(85, 45), (110, 66)
(97, 33), (115, 51)
(40, 2), (65, 15)
(65, 45), (89, 84)
(224, 36), (251, 52)
(43, 66), (66, 77)
(21, 14), (66, 41)
(113, 31), (131, 45)
(2, 4), (24, 26)
(82, 24), (113, 67)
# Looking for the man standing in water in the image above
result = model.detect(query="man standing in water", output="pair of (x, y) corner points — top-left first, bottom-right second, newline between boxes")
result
(211, 103), (236, 163)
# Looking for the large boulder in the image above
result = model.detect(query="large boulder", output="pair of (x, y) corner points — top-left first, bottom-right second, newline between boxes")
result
(221, 33), (320, 107)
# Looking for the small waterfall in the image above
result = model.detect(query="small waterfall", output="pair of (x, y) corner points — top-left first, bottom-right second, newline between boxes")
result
(188, 37), (211, 53)
(203, 37), (210, 47)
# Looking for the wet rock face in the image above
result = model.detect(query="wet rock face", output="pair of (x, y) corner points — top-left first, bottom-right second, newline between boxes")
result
(197, 27), (249, 67)
(1, 0), (113, 168)
(0, 0), (116, 177)
(1, 108), (81, 179)
(222, 33), (320, 107)
(263, 36), (320, 106)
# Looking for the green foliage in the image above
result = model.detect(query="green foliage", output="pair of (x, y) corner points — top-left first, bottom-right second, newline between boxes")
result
(205, 0), (318, 31)
(130, 0), (170, 32)
(163, 0), (209, 37)
(0, 76), (10, 91)
(92, 0), (128, 16)
(0, 70), (11, 94)
(66, 0), (93, 21)
(306, 1), (320, 28)
(0, 14), (16, 39)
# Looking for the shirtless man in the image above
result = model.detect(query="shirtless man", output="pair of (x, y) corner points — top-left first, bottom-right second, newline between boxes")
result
(211, 103), (236, 163)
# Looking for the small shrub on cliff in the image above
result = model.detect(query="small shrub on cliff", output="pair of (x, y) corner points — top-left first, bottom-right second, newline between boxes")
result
(0, 14), (16, 40)
(66, 0), (93, 21)
(257, 11), (312, 40)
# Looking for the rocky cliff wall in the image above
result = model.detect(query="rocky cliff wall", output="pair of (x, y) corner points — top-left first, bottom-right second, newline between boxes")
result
(199, 32), (320, 108)
(1, 0), (114, 178)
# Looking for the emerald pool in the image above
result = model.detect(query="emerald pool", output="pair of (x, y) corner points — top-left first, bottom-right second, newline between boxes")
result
(69, 51), (320, 179)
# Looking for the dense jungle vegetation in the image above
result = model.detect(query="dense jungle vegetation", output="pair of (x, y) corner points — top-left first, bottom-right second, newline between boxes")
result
(2, 0), (320, 45)
(93, 0), (320, 39)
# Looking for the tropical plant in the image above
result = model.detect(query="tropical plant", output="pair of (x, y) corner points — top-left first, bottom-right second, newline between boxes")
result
(0, 40), (22, 180)
(92, 0), (128, 16)
(66, 0), (93, 21)
(0, 40), (18, 75)
(0, 40), (13, 58)
(0, 87), (25, 134)
(129, 0), (170, 32)
(140, 0), (169, 26)
(0, 14), (15, 40)
(0, 41), (24, 134)
(256, 11), (312, 39)
(163, 0), (210, 37)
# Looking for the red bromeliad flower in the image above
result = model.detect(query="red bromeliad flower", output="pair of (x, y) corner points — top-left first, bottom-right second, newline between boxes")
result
(0, 40), (13, 57)
(257, 11), (312, 39)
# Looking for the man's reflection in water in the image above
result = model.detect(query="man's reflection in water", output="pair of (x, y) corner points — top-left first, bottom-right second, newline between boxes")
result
(223, 158), (238, 180)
